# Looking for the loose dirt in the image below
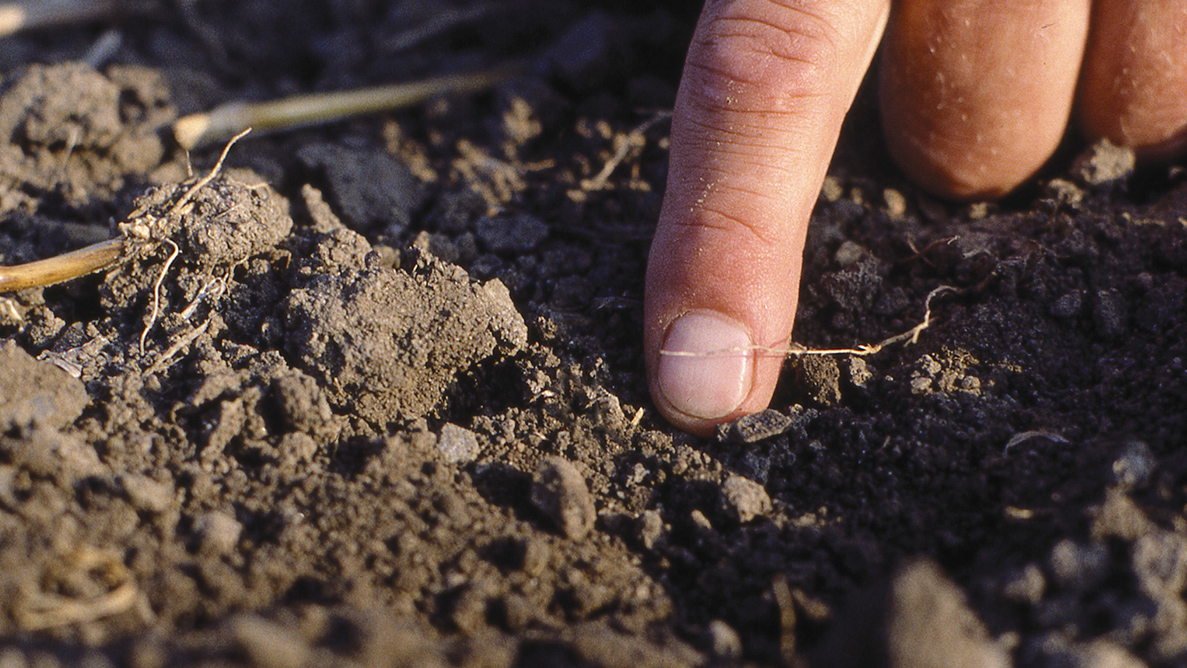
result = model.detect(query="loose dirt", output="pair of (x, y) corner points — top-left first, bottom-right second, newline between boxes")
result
(0, 2), (1185, 667)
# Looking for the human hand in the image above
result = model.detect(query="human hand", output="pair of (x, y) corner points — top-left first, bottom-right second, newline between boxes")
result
(645, 0), (1187, 435)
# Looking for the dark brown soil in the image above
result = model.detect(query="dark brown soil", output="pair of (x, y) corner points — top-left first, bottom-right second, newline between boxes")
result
(0, 2), (1185, 666)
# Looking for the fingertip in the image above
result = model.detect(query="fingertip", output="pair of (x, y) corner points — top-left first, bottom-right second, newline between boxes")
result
(648, 310), (786, 437)
(656, 311), (753, 421)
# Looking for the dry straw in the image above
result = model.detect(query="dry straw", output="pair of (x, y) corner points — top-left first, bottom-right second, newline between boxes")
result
(174, 64), (519, 150)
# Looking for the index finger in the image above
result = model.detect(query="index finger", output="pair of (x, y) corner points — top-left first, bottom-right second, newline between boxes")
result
(644, 0), (889, 435)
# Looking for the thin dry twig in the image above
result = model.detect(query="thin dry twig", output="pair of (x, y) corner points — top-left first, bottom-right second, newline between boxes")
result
(170, 127), (250, 218)
(582, 111), (671, 191)
(144, 318), (211, 375)
(173, 65), (520, 150)
(0, 0), (128, 37)
(0, 238), (126, 293)
(659, 285), (962, 360)
(899, 235), (958, 267)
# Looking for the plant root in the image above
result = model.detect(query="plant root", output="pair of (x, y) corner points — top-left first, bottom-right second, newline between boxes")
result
(139, 238), (179, 356)
(15, 545), (139, 632)
(659, 285), (963, 360)
(0, 129), (252, 296)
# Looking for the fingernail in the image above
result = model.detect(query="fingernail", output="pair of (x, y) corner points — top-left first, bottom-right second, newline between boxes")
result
(657, 311), (753, 420)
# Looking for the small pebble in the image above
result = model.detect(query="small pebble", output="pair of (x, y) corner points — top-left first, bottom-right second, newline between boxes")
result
(196, 510), (242, 554)
(707, 619), (743, 660)
(1093, 289), (1128, 340)
(1047, 538), (1109, 591)
(120, 474), (174, 513)
(720, 474), (771, 523)
(531, 456), (596, 539)
(1001, 563), (1046, 605)
(436, 423), (481, 464)
(882, 188), (907, 218)
(834, 240), (873, 269)
(636, 509), (665, 550)
(820, 176), (843, 202)
(1111, 440), (1155, 489)
(719, 409), (793, 444)
(230, 615), (310, 668)
(1050, 291), (1084, 319)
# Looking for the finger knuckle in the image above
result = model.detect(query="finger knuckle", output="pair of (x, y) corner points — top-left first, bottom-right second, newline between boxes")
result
(690, 0), (845, 110)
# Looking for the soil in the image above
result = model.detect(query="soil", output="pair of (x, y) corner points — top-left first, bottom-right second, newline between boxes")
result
(0, 2), (1185, 667)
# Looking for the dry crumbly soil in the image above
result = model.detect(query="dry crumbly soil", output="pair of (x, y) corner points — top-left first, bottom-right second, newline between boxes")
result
(0, 2), (1185, 667)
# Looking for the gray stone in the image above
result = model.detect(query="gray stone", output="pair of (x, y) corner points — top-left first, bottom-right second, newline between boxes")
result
(1112, 440), (1156, 489)
(196, 510), (242, 554)
(120, 474), (174, 513)
(437, 423), (481, 464)
(1051, 291), (1084, 318)
(720, 474), (771, 523)
(1093, 289), (1128, 340)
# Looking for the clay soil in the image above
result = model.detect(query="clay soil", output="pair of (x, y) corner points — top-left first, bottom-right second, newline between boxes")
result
(1, 2), (1186, 666)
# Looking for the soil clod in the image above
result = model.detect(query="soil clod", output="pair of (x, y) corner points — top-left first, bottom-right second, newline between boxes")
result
(531, 456), (596, 540)
(283, 254), (527, 425)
